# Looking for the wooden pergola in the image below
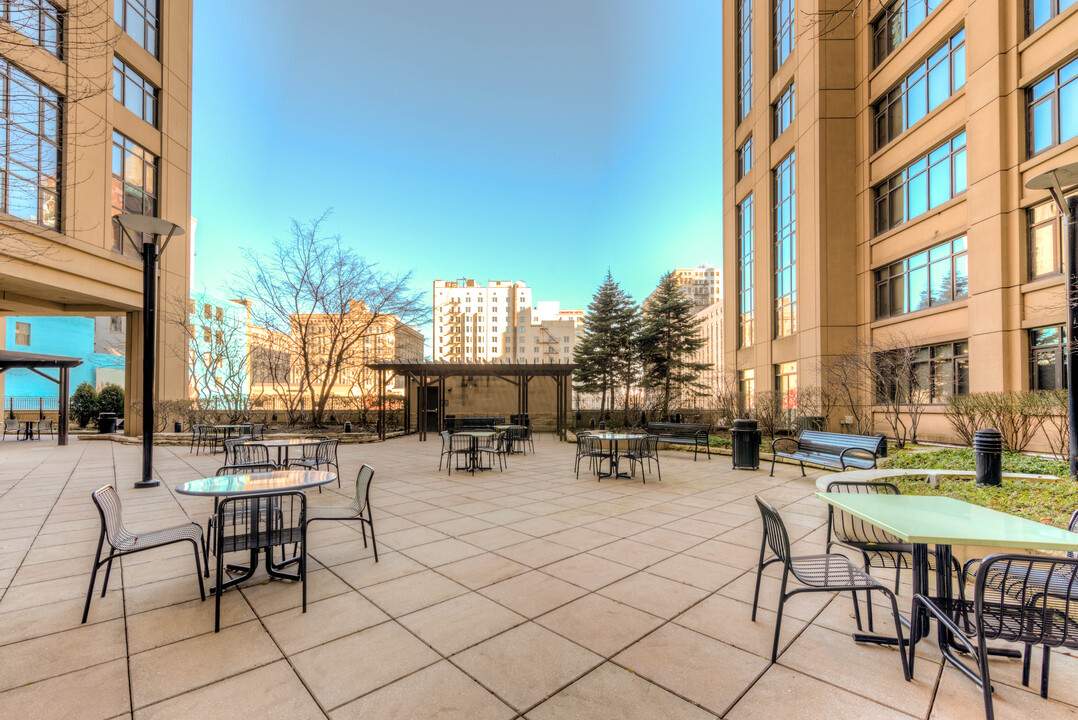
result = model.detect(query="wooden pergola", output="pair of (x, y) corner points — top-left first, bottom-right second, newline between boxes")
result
(0, 350), (82, 446)
(366, 360), (577, 442)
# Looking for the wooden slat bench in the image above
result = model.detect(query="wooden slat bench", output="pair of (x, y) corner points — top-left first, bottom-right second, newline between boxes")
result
(770, 430), (885, 477)
(646, 422), (711, 461)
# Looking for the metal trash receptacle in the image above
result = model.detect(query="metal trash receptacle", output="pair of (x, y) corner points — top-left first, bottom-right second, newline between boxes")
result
(974, 428), (1003, 487)
(98, 412), (117, 434)
(732, 418), (761, 470)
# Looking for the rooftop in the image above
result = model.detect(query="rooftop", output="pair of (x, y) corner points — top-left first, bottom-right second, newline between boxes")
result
(1, 436), (1075, 718)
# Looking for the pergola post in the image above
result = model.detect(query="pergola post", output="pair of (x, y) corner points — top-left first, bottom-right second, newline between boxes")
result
(378, 368), (386, 441)
(418, 374), (427, 442)
(58, 367), (69, 446)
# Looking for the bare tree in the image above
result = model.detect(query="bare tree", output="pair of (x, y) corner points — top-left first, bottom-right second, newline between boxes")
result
(822, 343), (875, 435)
(235, 213), (426, 427)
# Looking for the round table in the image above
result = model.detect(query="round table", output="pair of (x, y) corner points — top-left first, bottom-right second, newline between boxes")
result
(451, 431), (495, 472)
(177, 470), (335, 591)
(589, 433), (644, 478)
(243, 437), (325, 467)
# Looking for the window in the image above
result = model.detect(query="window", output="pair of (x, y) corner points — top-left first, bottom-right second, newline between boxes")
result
(0, 59), (60, 229)
(1030, 326), (1067, 390)
(773, 84), (794, 138)
(776, 361), (797, 409)
(737, 137), (753, 180)
(1030, 0), (1077, 34)
(1028, 57), (1078, 157)
(14, 321), (30, 345)
(774, 153), (796, 337)
(112, 56), (157, 126)
(202, 303), (211, 319)
(874, 29), (965, 149)
(111, 131), (158, 255)
(1028, 199), (1071, 279)
(873, 0), (944, 67)
(202, 326), (210, 343)
(114, 0), (157, 57)
(215, 307), (223, 322)
(109, 315), (123, 332)
(874, 132), (966, 235)
(773, 0), (794, 70)
(2, 0), (60, 55)
(740, 369), (756, 409)
(878, 341), (968, 404)
(737, 194), (755, 347)
(737, 0), (753, 121)
(874, 236), (967, 319)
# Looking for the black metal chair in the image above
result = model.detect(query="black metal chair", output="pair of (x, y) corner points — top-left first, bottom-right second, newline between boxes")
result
(573, 431), (594, 475)
(507, 426), (527, 455)
(287, 439), (340, 487)
(306, 464), (378, 561)
(83, 485), (205, 623)
(622, 435), (661, 483)
(2, 418), (19, 441)
(438, 430), (453, 471)
(201, 464), (280, 574)
(478, 431), (510, 471)
(522, 425), (535, 453)
(249, 423), (265, 440)
(576, 435), (609, 479)
(37, 418), (54, 439)
(213, 491), (307, 632)
(447, 433), (475, 475)
(223, 438), (270, 468)
(752, 495), (910, 680)
(911, 554), (1078, 720)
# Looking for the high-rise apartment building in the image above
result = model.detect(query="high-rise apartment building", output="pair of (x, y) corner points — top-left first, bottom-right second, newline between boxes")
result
(723, 0), (1077, 442)
(692, 299), (725, 402)
(0, 1), (193, 434)
(648, 265), (723, 313)
(433, 280), (583, 362)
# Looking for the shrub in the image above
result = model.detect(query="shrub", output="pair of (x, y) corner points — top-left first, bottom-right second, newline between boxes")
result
(1038, 390), (1069, 460)
(96, 384), (125, 417)
(70, 382), (98, 428)
(944, 394), (980, 447)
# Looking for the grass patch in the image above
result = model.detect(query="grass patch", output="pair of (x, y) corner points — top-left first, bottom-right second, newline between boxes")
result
(892, 477), (1078, 529)
(882, 447), (1070, 477)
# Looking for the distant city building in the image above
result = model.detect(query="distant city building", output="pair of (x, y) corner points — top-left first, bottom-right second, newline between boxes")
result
(432, 279), (583, 362)
(187, 292), (251, 406)
(690, 300), (724, 404)
(648, 265), (722, 314)
(3, 316), (126, 401)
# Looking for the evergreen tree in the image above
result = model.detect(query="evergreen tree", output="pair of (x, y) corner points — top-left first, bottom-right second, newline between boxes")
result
(574, 271), (639, 416)
(638, 271), (710, 419)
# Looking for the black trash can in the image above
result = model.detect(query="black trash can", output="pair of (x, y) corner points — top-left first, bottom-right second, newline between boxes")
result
(174, 421), (182, 433)
(974, 428), (1003, 487)
(731, 418), (761, 471)
(98, 412), (117, 434)
(344, 421), (352, 433)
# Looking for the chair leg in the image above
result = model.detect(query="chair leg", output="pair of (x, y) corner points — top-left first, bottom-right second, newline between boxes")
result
(865, 590), (875, 632)
(100, 548), (116, 597)
(885, 590), (911, 681)
(769, 457), (776, 477)
(300, 524), (308, 613)
(214, 543), (224, 633)
(799, 461), (806, 477)
(1041, 645), (1051, 699)
(894, 566), (901, 593)
(751, 541), (767, 622)
(978, 638), (996, 720)
(191, 541), (206, 601)
(367, 514), (379, 562)
(850, 591), (863, 631)
(82, 534), (106, 624)
(1022, 643), (1032, 688)
(771, 573), (789, 663)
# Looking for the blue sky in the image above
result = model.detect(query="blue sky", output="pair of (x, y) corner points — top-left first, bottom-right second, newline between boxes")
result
(191, 0), (723, 330)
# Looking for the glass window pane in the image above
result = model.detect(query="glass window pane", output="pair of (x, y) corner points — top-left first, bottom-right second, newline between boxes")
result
(954, 254), (968, 297)
(928, 61), (949, 108)
(953, 148), (966, 193)
(1032, 224), (1058, 277)
(890, 274), (906, 315)
(908, 171), (928, 218)
(1060, 80), (1078, 144)
(953, 45), (965, 90)
(929, 158), (951, 207)
(909, 265), (929, 311)
(930, 258), (952, 304)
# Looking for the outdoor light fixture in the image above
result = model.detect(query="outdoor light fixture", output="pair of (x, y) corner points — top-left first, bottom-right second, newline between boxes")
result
(115, 214), (185, 489)
(1026, 161), (1078, 479)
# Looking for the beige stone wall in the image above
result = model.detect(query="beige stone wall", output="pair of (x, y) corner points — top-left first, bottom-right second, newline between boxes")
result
(723, 0), (1077, 449)
(0, 1), (193, 433)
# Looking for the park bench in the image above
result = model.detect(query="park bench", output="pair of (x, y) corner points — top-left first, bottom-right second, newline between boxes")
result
(646, 422), (711, 460)
(770, 430), (885, 477)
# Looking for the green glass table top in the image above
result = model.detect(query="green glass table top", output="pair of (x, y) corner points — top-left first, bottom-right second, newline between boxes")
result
(816, 493), (1078, 550)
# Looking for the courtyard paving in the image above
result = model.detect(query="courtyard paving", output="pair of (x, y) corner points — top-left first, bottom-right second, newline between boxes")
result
(1, 434), (1077, 719)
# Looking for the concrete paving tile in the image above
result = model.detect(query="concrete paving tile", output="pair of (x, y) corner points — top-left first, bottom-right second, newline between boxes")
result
(0, 657), (129, 720)
(598, 572), (710, 619)
(360, 569), (468, 615)
(496, 538), (579, 568)
(726, 664), (915, 720)
(263, 591), (389, 654)
(0, 617), (127, 692)
(377, 526), (449, 550)
(479, 570), (588, 618)
(0, 593), (124, 646)
(540, 553), (637, 591)
(460, 526), (535, 550)
(588, 538), (675, 569)
(632, 527), (706, 552)
(292, 620), (439, 710)
(128, 619), (282, 709)
(525, 662), (716, 720)
(134, 660), (324, 720)
(240, 567), (350, 616)
(400, 538), (486, 567)
(646, 553), (744, 591)
(127, 595), (253, 654)
(438, 552), (530, 589)
(452, 621), (603, 712)
(536, 593), (663, 657)
(673, 592), (807, 658)
(398, 592), (525, 655)
(331, 660), (516, 720)
(332, 551), (426, 589)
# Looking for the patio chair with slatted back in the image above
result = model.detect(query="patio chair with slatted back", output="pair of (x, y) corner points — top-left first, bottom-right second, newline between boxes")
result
(201, 463), (280, 573)
(83, 485), (205, 623)
(622, 435), (661, 483)
(250, 423), (265, 440)
(3, 418), (20, 441)
(306, 464), (378, 561)
(752, 495), (910, 680)
(507, 426), (526, 454)
(478, 431), (510, 471)
(573, 431), (594, 475)
(522, 424), (535, 453)
(911, 554), (1078, 720)
(447, 433), (475, 475)
(576, 435), (609, 479)
(213, 491), (307, 632)
(230, 441), (272, 469)
(287, 439), (340, 487)
(438, 430), (453, 470)
(38, 418), (54, 439)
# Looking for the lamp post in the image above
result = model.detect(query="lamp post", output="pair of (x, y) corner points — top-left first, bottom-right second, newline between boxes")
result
(115, 214), (185, 489)
(1026, 162), (1078, 479)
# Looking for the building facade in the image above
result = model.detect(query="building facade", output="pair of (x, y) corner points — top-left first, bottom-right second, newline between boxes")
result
(3, 316), (125, 400)
(692, 299), (725, 403)
(723, 0), (1077, 442)
(433, 279), (584, 363)
(0, 1), (193, 433)
(650, 265), (723, 313)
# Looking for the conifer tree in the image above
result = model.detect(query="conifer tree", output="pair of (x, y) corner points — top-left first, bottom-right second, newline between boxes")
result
(638, 271), (709, 419)
(574, 271), (639, 416)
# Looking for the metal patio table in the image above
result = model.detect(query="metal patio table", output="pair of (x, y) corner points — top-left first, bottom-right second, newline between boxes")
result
(177, 470), (335, 591)
(245, 437), (325, 467)
(453, 430), (495, 471)
(210, 424), (253, 452)
(816, 493), (1078, 680)
(589, 433), (640, 478)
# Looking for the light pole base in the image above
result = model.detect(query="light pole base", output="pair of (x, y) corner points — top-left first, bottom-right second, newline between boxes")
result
(133, 479), (160, 489)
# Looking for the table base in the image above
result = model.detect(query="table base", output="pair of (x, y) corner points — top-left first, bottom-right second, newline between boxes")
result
(213, 545), (300, 593)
